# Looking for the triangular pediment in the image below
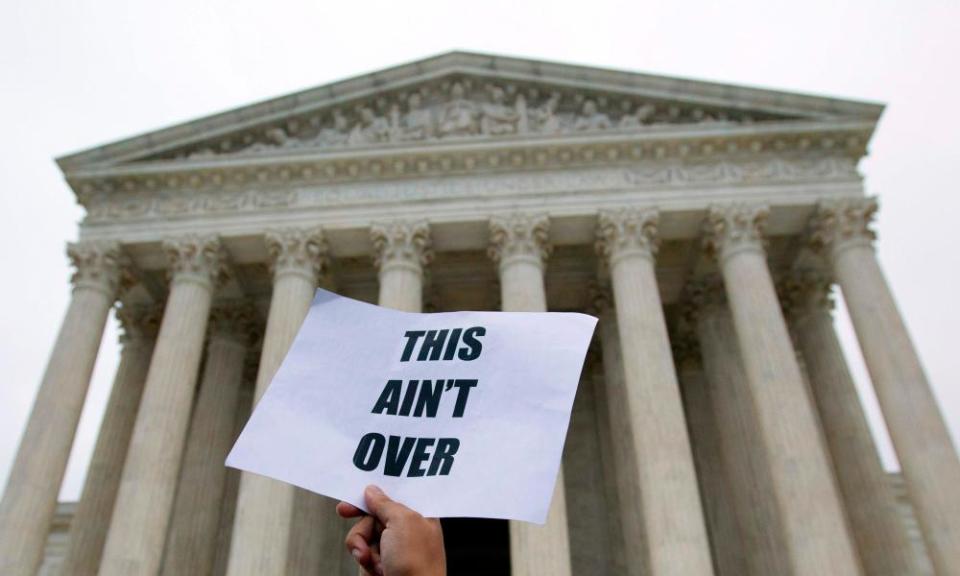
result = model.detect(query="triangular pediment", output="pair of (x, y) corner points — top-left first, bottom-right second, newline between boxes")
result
(57, 52), (883, 171)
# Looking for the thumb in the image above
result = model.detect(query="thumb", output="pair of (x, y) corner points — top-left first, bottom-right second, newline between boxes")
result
(364, 485), (407, 526)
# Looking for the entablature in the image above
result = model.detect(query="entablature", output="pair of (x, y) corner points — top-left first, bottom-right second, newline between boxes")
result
(73, 121), (868, 248)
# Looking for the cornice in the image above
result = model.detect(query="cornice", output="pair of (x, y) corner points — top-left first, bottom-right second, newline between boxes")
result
(65, 119), (870, 183)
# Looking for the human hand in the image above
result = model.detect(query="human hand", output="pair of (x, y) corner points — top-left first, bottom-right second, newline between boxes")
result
(337, 485), (446, 576)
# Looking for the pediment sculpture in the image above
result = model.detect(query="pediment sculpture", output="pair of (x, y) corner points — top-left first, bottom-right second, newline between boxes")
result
(163, 77), (796, 161)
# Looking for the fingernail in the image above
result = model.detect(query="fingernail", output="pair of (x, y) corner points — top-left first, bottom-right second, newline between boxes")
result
(351, 548), (362, 560)
(366, 485), (383, 496)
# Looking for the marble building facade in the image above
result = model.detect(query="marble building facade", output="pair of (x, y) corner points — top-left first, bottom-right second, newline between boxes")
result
(0, 52), (957, 575)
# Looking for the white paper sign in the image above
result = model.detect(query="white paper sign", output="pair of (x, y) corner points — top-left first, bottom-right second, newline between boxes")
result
(226, 289), (597, 524)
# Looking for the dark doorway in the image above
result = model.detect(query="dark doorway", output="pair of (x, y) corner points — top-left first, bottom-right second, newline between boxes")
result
(441, 518), (510, 575)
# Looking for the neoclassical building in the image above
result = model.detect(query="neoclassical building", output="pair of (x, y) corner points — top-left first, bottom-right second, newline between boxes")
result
(0, 52), (957, 576)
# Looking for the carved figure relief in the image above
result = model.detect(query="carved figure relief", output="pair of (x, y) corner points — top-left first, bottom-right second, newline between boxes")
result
(573, 100), (611, 131)
(349, 107), (391, 145)
(438, 82), (480, 137)
(480, 86), (525, 136)
(532, 93), (563, 134)
(618, 103), (656, 128)
(311, 110), (350, 146)
(400, 92), (434, 141)
(162, 77), (781, 161)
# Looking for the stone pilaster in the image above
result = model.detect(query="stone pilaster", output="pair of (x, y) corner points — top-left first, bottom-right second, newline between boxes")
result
(811, 198), (960, 575)
(489, 213), (572, 576)
(61, 302), (160, 576)
(703, 204), (862, 576)
(99, 234), (228, 576)
(671, 320), (748, 576)
(371, 219), (432, 312)
(781, 269), (919, 576)
(228, 227), (326, 576)
(163, 303), (256, 576)
(596, 207), (714, 576)
(0, 240), (123, 576)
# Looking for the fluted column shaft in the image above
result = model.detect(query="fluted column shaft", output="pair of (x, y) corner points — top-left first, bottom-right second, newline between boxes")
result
(591, 304), (627, 576)
(693, 288), (790, 576)
(163, 305), (253, 576)
(228, 228), (326, 576)
(490, 213), (572, 576)
(99, 235), (227, 576)
(563, 367), (612, 575)
(813, 198), (960, 575)
(704, 205), (862, 576)
(784, 272), (918, 576)
(61, 304), (159, 576)
(596, 208), (713, 576)
(0, 241), (122, 576)
(212, 374), (255, 576)
(673, 344), (748, 576)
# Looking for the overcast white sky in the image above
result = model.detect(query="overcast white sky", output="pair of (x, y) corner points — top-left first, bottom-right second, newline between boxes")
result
(1, 0), (958, 501)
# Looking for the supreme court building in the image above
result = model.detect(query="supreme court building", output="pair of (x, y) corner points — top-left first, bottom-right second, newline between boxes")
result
(1, 52), (958, 576)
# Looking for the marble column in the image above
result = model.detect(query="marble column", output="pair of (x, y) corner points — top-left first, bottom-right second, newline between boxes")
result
(563, 366), (613, 575)
(596, 207), (714, 576)
(286, 488), (355, 576)
(211, 359), (257, 576)
(812, 198), (960, 575)
(162, 303), (255, 576)
(228, 228), (326, 576)
(781, 270), (918, 576)
(591, 289), (640, 576)
(0, 240), (122, 576)
(61, 303), (160, 576)
(489, 213), (572, 576)
(689, 279), (790, 576)
(372, 220), (432, 313)
(672, 331), (749, 576)
(99, 234), (227, 576)
(356, 220), (433, 576)
(703, 204), (862, 575)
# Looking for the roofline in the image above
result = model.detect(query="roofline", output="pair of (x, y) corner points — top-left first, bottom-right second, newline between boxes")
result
(56, 50), (885, 171)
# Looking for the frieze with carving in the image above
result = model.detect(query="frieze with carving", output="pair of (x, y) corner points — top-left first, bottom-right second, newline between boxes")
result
(78, 155), (859, 225)
(75, 129), (864, 205)
(153, 77), (799, 161)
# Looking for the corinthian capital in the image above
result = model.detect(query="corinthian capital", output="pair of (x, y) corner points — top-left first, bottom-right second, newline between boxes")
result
(67, 240), (126, 297)
(116, 302), (162, 345)
(162, 234), (230, 289)
(586, 282), (613, 315)
(702, 203), (769, 262)
(209, 301), (259, 344)
(679, 274), (725, 326)
(488, 213), (551, 269)
(595, 207), (660, 265)
(264, 227), (327, 284)
(777, 269), (835, 321)
(809, 197), (878, 257)
(370, 220), (433, 274)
